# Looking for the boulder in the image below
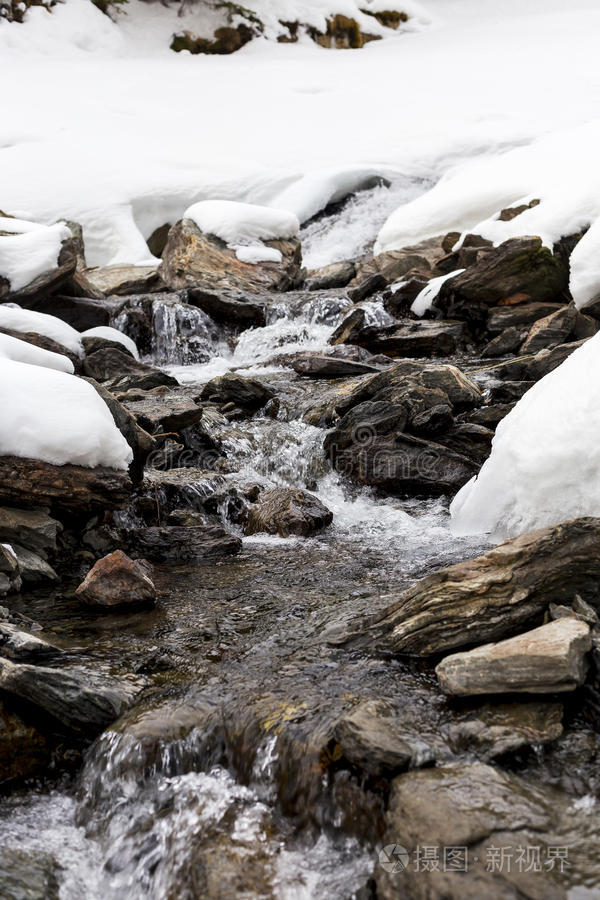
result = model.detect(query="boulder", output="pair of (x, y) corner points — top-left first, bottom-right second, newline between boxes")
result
(436, 237), (569, 329)
(519, 305), (578, 354)
(481, 325), (527, 358)
(245, 487), (333, 537)
(0, 658), (142, 734)
(82, 334), (136, 358)
(383, 274), (429, 317)
(359, 518), (600, 656)
(487, 380), (534, 403)
(0, 456), (131, 514)
(82, 264), (163, 296)
(0, 506), (60, 554)
(291, 355), (382, 378)
(82, 348), (177, 391)
(160, 219), (302, 294)
(347, 273), (388, 303)
(0, 848), (60, 900)
(0, 326), (81, 370)
(121, 391), (203, 435)
(199, 372), (274, 409)
(187, 286), (266, 327)
(25, 294), (116, 330)
(486, 300), (565, 334)
(0, 545), (21, 597)
(437, 422), (493, 466)
(467, 403), (514, 428)
(5, 229), (78, 304)
(436, 618), (591, 695)
(0, 622), (62, 661)
(352, 239), (443, 285)
(9, 545), (58, 584)
(348, 320), (465, 357)
(304, 260), (355, 290)
(127, 522), (242, 562)
(489, 338), (588, 382)
(76, 550), (156, 609)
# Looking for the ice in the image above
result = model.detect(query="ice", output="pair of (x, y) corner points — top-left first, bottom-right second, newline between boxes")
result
(0, 332), (74, 374)
(450, 331), (600, 539)
(0, 222), (71, 292)
(0, 304), (83, 356)
(81, 325), (139, 359)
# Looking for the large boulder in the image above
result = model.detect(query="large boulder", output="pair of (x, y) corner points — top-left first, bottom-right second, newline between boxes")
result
(354, 518), (600, 656)
(244, 487), (333, 537)
(435, 237), (569, 330)
(436, 619), (591, 696)
(3, 225), (79, 304)
(160, 219), (302, 294)
(76, 550), (156, 609)
(332, 318), (465, 357)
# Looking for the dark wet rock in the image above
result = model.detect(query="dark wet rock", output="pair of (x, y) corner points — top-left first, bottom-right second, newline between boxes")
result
(329, 306), (368, 345)
(82, 378), (156, 484)
(82, 347), (178, 391)
(82, 264), (163, 296)
(9, 545), (58, 585)
(4, 230), (78, 304)
(358, 518), (600, 656)
(488, 380), (534, 403)
(120, 390), (203, 434)
(466, 403), (515, 428)
(481, 325), (527, 358)
(64, 267), (107, 300)
(160, 218), (302, 294)
(76, 550), (156, 609)
(0, 506), (61, 555)
(0, 326), (81, 370)
(304, 260), (356, 290)
(409, 403), (454, 437)
(333, 699), (435, 776)
(127, 522), (242, 562)
(27, 293), (116, 330)
(418, 364), (482, 410)
(347, 273), (387, 303)
(245, 487), (333, 537)
(0, 847), (60, 900)
(434, 242), (490, 275)
(352, 238), (444, 285)
(199, 372), (274, 410)
(378, 762), (590, 900)
(81, 334), (135, 358)
(487, 300), (565, 334)
(435, 237), (569, 329)
(382, 274), (429, 317)
(0, 623), (61, 661)
(0, 545), (20, 597)
(436, 619), (591, 696)
(349, 319), (465, 357)
(520, 304), (578, 354)
(0, 700), (49, 786)
(481, 338), (588, 385)
(187, 285), (266, 327)
(444, 701), (564, 760)
(437, 423), (493, 465)
(291, 355), (382, 378)
(139, 469), (235, 522)
(0, 658), (142, 734)
(0, 456), (131, 514)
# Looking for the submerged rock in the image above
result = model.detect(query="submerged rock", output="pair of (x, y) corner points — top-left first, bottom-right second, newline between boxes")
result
(436, 618), (591, 696)
(76, 550), (156, 610)
(245, 487), (333, 537)
(0, 847), (60, 900)
(444, 701), (564, 760)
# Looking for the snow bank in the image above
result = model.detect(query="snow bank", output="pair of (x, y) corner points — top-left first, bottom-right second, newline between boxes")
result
(81, 326), (139, 360)
(0, 305), (83, 356)
(450, 332), (600, 539)
(184, 200), (299, 264)
(0, 222), (71, 292)
(0, 332), (74, 374)
(0, 358), (132, 469)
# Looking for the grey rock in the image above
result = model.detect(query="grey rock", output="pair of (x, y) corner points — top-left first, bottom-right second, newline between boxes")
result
(82, 264), (164, 296)
(245, 487), (333, 537)
(10, 544), (58, 584)
(444, 701), (564, 760)
(291, 355), (382, 378)
(304, 260), (355, 290)
(199, 372), (274, 409)
(0, 507), (61, 554)
(83, 347), (177, 391)
(487, 301), (565, 334)
(0, 622), (62, 661)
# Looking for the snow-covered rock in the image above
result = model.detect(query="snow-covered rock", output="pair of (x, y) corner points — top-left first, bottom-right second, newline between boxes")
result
(0, 220), (75, 297)
(81, 326), (139, 360)
(0, 304), (84, 356)
(451, 330), (600, 539)
(0, 332), (74, 374)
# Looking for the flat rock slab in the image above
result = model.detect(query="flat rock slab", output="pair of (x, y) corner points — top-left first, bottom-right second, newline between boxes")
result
(291, 355), (382, 378)
(351, 320), (465, 357)
(436, 618), (591, 695)
(121, 393), (203, 434)
(350, 517), (600, 656)
(83, 265), (163, 296)
(127, 523), (242, 562)
(83, 347), (177, 392)
(444, 700), (564, 759)
(187, 286), (266, 327)
(0, 622), (62, 661)
(486, 300), (565, 334)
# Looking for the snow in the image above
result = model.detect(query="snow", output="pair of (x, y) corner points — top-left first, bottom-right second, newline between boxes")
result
(2, 0), (600, 273)
(0, 305), (83, 356)
(184, 200), (298, 264)
(411, 269), (464, 316)
(0, 357), (132, 469)
(81, 326), (139, 360)
(0, 332), (74, 374)
(0, 222), (71, 292)
(450, 331), (600, 539)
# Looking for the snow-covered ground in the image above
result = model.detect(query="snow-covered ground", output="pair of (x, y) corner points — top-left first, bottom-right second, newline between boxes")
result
(2, 0), (600, 284)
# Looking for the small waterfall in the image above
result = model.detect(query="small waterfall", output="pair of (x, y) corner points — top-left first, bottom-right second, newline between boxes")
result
(150, 296), (225, 366)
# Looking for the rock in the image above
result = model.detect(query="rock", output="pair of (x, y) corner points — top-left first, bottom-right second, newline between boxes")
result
(199, 372), (274, 409)
(437, 423), (493, 465)
(329, 306), (368, 345)
(187, 286), (266, 327)
(520, 305), (578, 354)
(382, 273), (429, 317)
(481, 325), (527, 358)
(352, 239), (443, 285)
(291, 355), (382, 378)
(419, 364), (482, 409)
(0, 622), (61, 661)
(347, 273), (387, 303)
(487, 380), (534, 403)
(0, 456), (131, 514)
(82, 378), (156, 483)
(467, 403), (514, 428)
(349, 320), (465, 357)
(0, 658), (142, 734)
(490, 338), (588, 382)
(487, 300), (565, 334)
(0, 506), (60, 554)
(436, 237), (569, 329)
(81, 334), (135, 358)
(9, 545), (58, 584)
(5, 230), (78, 304)
(25, 293), (116, 330)
(160, 218), (302, 294)
(121, 391), (203, 435)
(436, 618), (591, 696)
(83, 348), (178, 391)
(127, 522), (242, 562)
(0, 545), (20, 597)
(76, 550), (156, 609)
(360, 518), (600, 656)
(82, 265), (164, 296)
(333, 699), (434, 776)
(0, 326), (81, 370)
(245, 487), (333, 537)
(0, 848), (60, 900)
(0, 701), (49, 785)
(304, 260), (355, 290)
(444, 701), (563, 760)
(171, 22), (254, 54)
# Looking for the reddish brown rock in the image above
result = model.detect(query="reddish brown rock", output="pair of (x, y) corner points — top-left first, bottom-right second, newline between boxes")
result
(76, 550), (156, 609)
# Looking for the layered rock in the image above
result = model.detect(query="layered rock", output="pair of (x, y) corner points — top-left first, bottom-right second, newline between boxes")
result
(244, 487), (333, 537)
